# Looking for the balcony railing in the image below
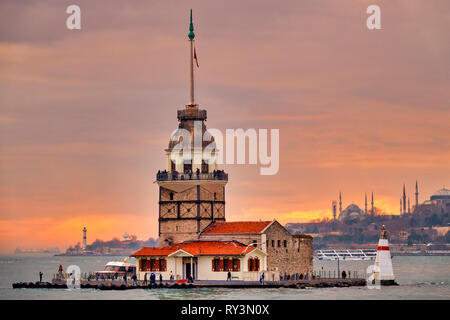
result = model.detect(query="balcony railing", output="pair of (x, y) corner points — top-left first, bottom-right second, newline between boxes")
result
(156, 170), (228, 181)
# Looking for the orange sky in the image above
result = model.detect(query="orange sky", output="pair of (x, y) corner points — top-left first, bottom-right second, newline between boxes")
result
(0, 1), (449, 253)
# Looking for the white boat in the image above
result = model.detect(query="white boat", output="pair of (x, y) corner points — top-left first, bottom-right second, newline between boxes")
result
(314, 249), (377, 261)
(94, 260), (136, 279)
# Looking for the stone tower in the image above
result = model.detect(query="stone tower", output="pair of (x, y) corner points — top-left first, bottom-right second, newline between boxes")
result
(157, 11), (228, 246)
(82, 227), (87, 251)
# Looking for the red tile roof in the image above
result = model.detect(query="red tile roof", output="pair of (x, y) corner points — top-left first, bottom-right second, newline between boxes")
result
(131, 241), (257, 257)
(201, 221), (272, 234)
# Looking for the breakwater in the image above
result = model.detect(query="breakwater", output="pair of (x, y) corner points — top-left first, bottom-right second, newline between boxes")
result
(12, 278), (366, 290)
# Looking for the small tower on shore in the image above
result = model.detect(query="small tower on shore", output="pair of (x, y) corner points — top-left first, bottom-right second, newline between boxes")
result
(339, 192), (342, 215)
(82, 227), (87, 251)
(372, 225), (397, 285)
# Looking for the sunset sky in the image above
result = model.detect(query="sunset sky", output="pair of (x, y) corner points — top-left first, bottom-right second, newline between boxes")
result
(1, 1), (449, 253)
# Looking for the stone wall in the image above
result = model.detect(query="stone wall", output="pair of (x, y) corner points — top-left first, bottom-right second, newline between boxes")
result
(264, 221), (313, 276)
(158, 220), (200, 246)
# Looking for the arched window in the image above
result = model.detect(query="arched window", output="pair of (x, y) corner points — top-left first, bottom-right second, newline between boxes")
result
(201, 160), (208, 174)
(232, 258), (240, 271)
(248, 257), (260, 271)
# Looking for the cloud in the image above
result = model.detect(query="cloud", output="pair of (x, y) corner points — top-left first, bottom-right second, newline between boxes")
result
(0, 0), (449, 252)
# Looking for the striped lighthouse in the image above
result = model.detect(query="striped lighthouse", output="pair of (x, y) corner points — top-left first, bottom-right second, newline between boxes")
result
(373, 225), (397, 286)
(372, 225), (397, 285)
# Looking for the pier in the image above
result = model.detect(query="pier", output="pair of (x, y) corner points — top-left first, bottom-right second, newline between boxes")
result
(12, 278), (366, 290)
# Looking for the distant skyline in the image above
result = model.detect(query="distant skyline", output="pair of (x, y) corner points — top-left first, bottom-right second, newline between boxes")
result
(1, 1), (449, 253)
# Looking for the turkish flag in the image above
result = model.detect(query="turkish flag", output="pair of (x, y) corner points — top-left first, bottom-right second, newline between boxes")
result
(194, 47), (199, 67)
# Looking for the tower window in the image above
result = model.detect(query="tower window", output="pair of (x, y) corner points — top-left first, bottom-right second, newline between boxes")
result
(283, 240), (287, 247)
(271, 240), (274, 247)
(170, 193), (174, 200)
(214, 192), (217, 201)
(176, 226), (179, 231)
(277, 240), (281, 247)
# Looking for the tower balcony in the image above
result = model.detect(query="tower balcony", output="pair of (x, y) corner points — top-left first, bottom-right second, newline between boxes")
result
(177, 108), (207, 121)
(156, 170), (228, 182)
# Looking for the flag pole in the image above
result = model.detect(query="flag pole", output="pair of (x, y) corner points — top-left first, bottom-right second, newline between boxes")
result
(188, 9), (196, 107)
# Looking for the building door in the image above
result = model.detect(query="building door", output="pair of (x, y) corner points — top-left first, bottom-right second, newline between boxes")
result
(186, 262), (191, 279)
(183, 258), (197, 279)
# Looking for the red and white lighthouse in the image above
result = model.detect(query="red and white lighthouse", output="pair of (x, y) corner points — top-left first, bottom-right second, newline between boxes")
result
(372, 225), (398, 285)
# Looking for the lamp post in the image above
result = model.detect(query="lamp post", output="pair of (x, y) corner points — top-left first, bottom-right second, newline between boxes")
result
(242, 242), (257, 254)
(337, 256), (340, 279)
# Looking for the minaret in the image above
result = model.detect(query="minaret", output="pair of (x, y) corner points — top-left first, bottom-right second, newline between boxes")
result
(332, 200), (337, 220)
(339, 192), (342, 215)
(400, 198), (402, 215)
(371, 192), (374, 216)
(365, 193), (368, 215)
(157, 11), (227, 246)
(188, 9), (196, 107)
(82, 227), (87, 251)
(402, 184), (407, 215)
(408, 197), (411, 215)
(415, 180), (419, 209)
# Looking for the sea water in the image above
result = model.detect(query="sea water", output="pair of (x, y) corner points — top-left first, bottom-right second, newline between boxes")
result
(0, 255), (448, 300)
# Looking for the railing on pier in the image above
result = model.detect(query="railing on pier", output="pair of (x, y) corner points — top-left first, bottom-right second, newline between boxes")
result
(156, 171), (228, 181)
(312, 270), (362, 279)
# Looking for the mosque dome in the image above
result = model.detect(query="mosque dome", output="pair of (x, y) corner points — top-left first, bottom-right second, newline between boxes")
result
(339, 204), (363, 221)
(430, 188), (450, 201)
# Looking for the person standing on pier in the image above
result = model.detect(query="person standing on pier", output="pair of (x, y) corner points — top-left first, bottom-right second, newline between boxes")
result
(143, 273), (148, 285)
(58, 265), (63, 279)
(227, 271), (231, 281)
(39, 271), (43, 283)
(150, 272), (156, 286)
(122, 274), (127, 286)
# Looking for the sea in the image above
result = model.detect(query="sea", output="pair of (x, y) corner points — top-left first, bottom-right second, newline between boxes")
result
(0, 255), (448, 300)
